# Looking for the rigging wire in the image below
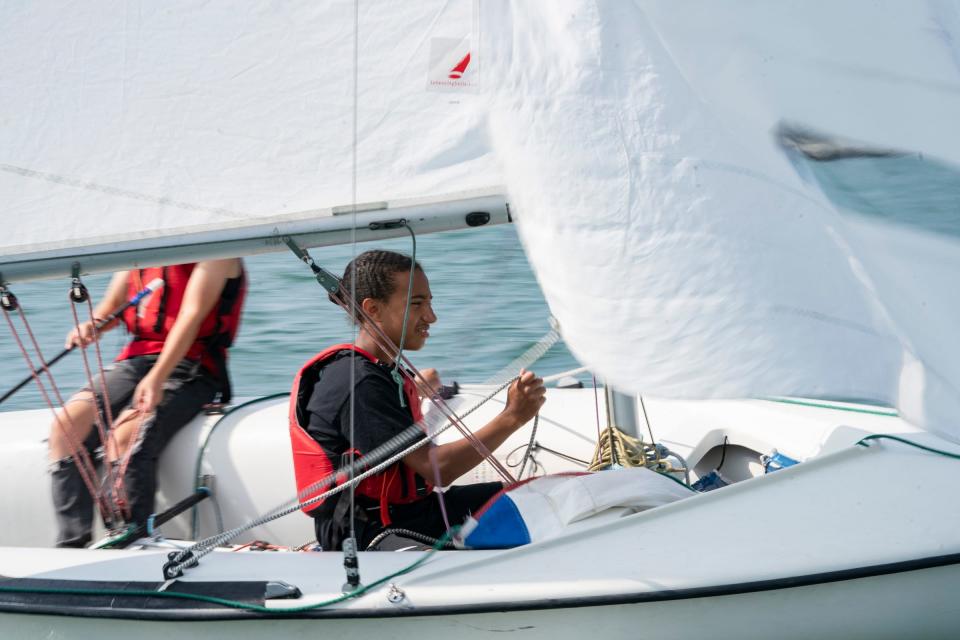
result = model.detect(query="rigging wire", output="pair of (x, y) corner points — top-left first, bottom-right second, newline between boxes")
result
(284, 236), (518, 483)
(0, 289), (106, 517)
(390, 222), (418, 408)
(429, 446), (452, 532)
(166, 369), (521, 576)
(165, 387), (483, 576)
(517, 414), (540, 479)
(68, 280), (125, 522)
(0, 276), (163, 406)
(717, 435), (729, 471)
(334, 286), (518, 483)
(394, 221), (453, 532)
(342, 0), (364, 592)
(856, 433), (960, 460)
(163, 329), (556, 578)
(190, 393), (290, 539)
(78, 289), (118, 456)
(592, 374), (601, 442)
(638, 395), (656, 447)
(111, 410), (150, 519)
(531, 443), (590, 467)
(285, 237), (497, 470)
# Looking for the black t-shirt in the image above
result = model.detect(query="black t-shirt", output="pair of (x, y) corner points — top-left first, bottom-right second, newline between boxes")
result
(303, 350), (503, 550)
(305, 350), (420, 466)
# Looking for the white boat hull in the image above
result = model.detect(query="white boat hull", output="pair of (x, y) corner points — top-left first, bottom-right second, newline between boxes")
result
(0, 386), (606, 547)
(1, 388), (958, 636)
(1, 554), (958, 639)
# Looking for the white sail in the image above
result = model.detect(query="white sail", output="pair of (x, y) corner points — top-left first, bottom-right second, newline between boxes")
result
(0, 0), (503, 279)
(4, 0), (960, 440)
(481, 1), (960, 440)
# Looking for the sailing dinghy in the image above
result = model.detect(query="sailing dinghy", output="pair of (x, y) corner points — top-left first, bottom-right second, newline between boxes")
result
(2, 1), (960, 637)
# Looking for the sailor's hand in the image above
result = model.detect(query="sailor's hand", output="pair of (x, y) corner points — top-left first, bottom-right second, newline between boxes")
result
(503, 369), (546, 426)
(65, 320), (100, 348)
(133, 373), (164, 415)
(416, 368), (442, 399)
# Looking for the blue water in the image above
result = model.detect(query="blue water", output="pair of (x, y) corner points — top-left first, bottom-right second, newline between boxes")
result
(0, 225), (580, 412)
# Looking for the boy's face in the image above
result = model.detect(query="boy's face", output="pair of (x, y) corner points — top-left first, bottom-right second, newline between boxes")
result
(375, 269), (436, 351)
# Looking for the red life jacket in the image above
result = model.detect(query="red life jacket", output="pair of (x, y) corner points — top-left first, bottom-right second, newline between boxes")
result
(118, 264), (246, 396)
(289, 344), (432, 526)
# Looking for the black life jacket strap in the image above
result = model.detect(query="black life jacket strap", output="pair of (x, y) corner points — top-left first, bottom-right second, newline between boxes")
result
(414, 472), (430, 496)
(152, 267), (168, 334)
(399, 462), (410, 498)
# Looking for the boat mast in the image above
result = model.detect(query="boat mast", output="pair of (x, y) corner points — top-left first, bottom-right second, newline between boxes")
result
(604, 386), (641, 441)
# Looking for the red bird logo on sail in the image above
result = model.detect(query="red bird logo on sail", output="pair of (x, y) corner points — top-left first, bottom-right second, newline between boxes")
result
(449, 52), (471, 79)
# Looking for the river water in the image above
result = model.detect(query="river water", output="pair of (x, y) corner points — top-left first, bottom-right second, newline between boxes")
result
(0, 224), (580, 412)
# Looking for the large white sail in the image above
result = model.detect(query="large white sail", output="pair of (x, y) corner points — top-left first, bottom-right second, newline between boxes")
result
(482, 1), (960, 440)
(0, 1), (503, 279)
(4, 1), (960, 440)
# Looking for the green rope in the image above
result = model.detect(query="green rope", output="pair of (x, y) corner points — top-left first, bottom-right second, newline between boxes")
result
(92, 394), (291, 549)
(763, 397), (898, 417)
(89, 524), (139, 550)
(654, 468), (697, 492)
(856, 433), (960, 460)
(390, 222), (417, 408)
(0, 528), (458, 614)
(191, 393), (291, 539)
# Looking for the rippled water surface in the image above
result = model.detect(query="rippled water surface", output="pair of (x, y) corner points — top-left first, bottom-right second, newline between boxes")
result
(0, 225), (580, 412)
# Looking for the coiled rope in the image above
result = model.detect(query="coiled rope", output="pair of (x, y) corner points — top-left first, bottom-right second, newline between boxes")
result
(587, 425), (684, 477)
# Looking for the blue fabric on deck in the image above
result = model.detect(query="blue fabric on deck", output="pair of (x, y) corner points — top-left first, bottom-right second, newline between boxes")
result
(463, 495), (531, 549)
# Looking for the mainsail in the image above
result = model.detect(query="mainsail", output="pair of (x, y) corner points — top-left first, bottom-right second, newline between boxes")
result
(0, 1), (505, 280)
(3, 0), (960, 441)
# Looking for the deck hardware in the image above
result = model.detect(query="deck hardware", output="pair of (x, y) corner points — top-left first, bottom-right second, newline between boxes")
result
(386, 583), (406, 604)
(264, 581), (303, 600)
(368, 218), (408, 231)
(0, 284), (17, 312)
(69, 263), (89, 303)
(342, 537), (362, 593)
(282, 236), (341, 294)
(465, 211), (490, 226)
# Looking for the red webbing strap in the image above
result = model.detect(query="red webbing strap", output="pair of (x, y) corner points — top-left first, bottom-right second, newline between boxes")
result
(1, 303), (106, 517)
(112, 409), (148, 519)
(70, 298), (124, 521)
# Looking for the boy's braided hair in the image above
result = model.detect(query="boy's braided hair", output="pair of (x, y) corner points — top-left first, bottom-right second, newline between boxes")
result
(334, 249), (422, 323)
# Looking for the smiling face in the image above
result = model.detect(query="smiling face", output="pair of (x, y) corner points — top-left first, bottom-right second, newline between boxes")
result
(365, 268), (436, 352)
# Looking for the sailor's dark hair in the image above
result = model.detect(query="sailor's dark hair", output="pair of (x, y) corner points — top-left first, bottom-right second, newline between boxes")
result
(333, 249), (422, 322)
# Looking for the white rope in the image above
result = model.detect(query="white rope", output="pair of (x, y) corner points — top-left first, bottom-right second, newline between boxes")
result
(164, 325), (559, 576)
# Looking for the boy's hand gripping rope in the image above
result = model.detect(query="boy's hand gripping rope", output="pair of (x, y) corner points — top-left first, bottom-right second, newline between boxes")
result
(0, 277), (164, 406)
